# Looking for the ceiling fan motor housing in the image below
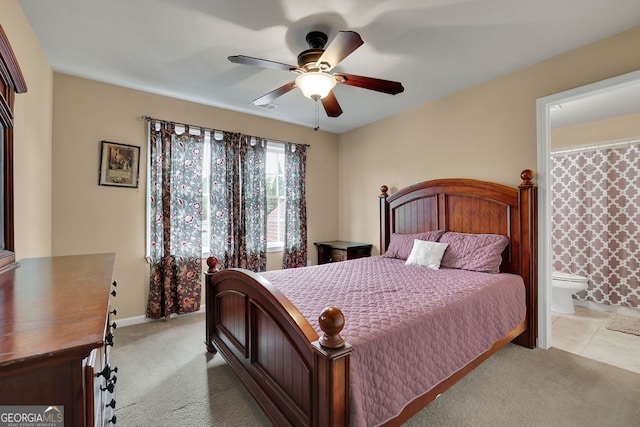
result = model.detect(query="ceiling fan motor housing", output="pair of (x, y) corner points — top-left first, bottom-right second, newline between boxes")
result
(297, 31), (331, 71)
(297, 49), (324, 70)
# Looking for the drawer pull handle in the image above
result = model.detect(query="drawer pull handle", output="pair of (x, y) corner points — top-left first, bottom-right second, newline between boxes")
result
(111, 321), (117, 329)
(100, 382), (115, 393)
(108, 415), (117, 424)
(110, 309), (117, 316)
(112, 280), (118, 287)
(106, 398), (116, 409)
(96, 365), (118, 379)
(111, 289), (117, 297)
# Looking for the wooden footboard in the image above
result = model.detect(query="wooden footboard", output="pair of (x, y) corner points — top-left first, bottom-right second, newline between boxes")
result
(205, 258), (353, 427)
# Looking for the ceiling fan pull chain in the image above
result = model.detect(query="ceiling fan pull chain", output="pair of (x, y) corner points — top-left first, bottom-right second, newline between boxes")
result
(314, 97), (320, 131)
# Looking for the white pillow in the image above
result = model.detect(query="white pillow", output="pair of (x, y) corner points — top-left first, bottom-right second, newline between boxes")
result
(405, 239), (449, 269)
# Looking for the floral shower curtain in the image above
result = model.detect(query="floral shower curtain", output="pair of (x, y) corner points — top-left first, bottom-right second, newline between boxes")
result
(282, 143), (308, 268)
(551, 141), (640, 308)
(209, 132), (267, 271)
(147, 122), (204, 319)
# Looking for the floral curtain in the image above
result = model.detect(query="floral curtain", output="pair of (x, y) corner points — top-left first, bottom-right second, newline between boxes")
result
(282, 143), (308, 268)
(241, 136), (268, 271)
(209, 131), (239, 267)
(209, 132), (267, 271)
(147, 121), (204, 319)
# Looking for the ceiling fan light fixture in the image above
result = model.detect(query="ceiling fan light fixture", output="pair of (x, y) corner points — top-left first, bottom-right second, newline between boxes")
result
(295, 71), (336, 100)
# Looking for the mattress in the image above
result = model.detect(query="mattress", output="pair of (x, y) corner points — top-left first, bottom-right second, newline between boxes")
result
(261, 256), (526, 426)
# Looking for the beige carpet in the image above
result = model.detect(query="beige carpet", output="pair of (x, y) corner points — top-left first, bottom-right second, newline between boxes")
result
(111, 312), (640, 427)
(605, 313), (640, 336)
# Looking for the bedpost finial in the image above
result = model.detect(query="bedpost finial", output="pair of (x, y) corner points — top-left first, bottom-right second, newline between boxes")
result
(520, 169), (534, 187)
(207, 256), (222, 273)
(380, 185), (389, 198)
(318, 307), (346, 349)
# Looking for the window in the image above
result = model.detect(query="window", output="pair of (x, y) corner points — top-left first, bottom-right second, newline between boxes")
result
(200, 136), (285, 254)
(201, 132), (211, 253)
(266, 142), (285, 251)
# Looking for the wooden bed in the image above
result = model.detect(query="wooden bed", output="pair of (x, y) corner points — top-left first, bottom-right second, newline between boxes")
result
(205, 169), (537, 426)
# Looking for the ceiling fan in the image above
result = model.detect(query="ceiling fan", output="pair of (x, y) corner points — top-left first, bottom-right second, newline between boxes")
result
(228, 30), (404, 118)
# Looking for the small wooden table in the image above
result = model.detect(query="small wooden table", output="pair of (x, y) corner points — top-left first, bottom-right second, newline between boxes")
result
(314, 240), (372, 264)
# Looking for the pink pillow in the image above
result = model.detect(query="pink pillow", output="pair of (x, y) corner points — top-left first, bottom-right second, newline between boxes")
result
(382, 231), (445, 260)
(439, 232), (509, 273)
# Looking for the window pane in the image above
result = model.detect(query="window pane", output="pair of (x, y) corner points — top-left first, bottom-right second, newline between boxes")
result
(201, 132), (211, 254)
(266, 143), (285, 246)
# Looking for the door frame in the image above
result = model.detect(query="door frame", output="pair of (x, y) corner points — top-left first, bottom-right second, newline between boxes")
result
(535, 69), (640, 349)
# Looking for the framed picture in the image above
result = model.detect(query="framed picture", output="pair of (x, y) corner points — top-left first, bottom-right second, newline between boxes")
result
(99, 141), (140, 188)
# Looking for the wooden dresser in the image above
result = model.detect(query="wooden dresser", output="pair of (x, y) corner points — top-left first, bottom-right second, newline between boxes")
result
(315, 240), (372, 264)
(0, 254), (117, 426)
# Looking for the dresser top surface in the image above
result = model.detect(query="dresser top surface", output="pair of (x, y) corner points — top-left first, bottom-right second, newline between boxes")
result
(0, 253), (115, 367)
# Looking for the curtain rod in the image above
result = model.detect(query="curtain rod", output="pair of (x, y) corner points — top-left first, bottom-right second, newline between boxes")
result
(140, 115), (310, 148)
(551, 137), (640, 156)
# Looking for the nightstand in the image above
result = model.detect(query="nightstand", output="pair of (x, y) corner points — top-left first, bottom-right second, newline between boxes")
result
(314, 240), (372, 264)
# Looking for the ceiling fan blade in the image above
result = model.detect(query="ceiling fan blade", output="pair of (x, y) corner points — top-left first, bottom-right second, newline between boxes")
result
(251, 81), (296, 106)
(229, 55), (301, 73)
(321, 91), (343, 117)
(334, 72), (404, 95)
(316, 31), (364, 70)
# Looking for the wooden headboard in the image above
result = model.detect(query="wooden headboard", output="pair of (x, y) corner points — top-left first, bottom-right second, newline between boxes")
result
(379, 170), (538, 348)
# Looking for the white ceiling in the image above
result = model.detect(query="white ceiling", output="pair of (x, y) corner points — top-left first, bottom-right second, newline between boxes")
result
(18, 0), (640, 134)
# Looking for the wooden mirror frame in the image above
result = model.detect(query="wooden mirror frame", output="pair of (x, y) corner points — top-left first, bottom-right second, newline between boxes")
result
(0, 24), (27, 273)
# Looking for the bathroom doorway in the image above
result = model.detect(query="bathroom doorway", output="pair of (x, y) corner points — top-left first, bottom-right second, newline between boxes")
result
(537, 70), (640, 362)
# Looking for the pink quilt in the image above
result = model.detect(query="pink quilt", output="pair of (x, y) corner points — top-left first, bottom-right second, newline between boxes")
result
(261, 256), (526, 426)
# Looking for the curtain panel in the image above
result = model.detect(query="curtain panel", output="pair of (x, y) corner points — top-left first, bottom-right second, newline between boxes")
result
(147, 122), (204, 319)
(241, 136), (268, 271)
(209, 132), (267, 271)
(551, 142), (640, 308)
(282, 143), (308, 268)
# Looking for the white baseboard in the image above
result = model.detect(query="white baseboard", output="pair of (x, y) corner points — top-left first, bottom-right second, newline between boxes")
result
(116, 305), (206, 328)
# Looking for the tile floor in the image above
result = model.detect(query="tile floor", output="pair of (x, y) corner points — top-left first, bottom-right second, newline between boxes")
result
(551, 305), (640, 373)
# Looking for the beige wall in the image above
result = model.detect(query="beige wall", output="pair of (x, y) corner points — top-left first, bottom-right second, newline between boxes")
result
(52, 74), (339, 318)
(338, 26), (640, 254)
(1, 0), (53, 258)
(552, 111), (640, 149)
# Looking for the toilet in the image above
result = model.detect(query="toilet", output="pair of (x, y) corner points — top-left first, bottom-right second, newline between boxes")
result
(551, 272), (589, 314)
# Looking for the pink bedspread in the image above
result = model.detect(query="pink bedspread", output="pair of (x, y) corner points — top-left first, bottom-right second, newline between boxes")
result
(261, 256), (526, 426)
